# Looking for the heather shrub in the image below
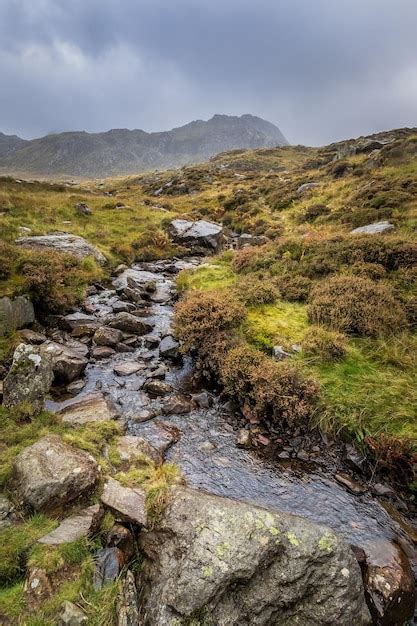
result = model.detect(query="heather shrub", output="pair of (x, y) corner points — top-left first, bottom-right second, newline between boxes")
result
(234, 275), (279, 306)
(132, 227), (183, 261)
(276, 274), (313, 302)
(231, 246), (262, 273)
(220, 344), (319, 426)
(297, 204), (330, 223)
(303, 326), (347, 362)
(344, 262), (386, 281)
(0, 242), (17, 280)
(308, 275), (407, 337)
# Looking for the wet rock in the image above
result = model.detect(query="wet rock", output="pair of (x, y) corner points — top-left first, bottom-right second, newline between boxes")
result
(159, 335), (180, 359)
(344, 443), (366, 471)
(46, 341), (88, 383)
(114, 264), (128, 275)
(39, 504), (102, 545)
(24, 567), (53, 610)
(113, 301), (134, 313)
(66, 379), (86, 394)
(162, 395), (195, 415)
(101, 478), (147, 526)
(92, 345), (116, 359)
(131, 420), (179, 456)
(146, 365), (167, 380)
(297, 182), (319, 194)
(116, 435), (162, 466)
(107, 525), (136, 562)
(123, 286), (145, 304)
(58, 600), (88, 625)
(191, 391), (213, 409)
(132, 409), (158, 423)
(114, 362), (144, 376)
(139, 487), (371, 626)
(364, 541), (415, 626)
(75, 201), (92, 216)
(56, 392), (119, 426)
(143, 379), (172, 397)
(335, 472), (366, 495)
(236, 429), (252, 448)
(144, 335), (161, 349)
(3, 343), (54, 413)
(59, 313), (98, 333)
(16, 233), (106, 263)
(115, 342), (136, 353)
(167, 219), (224, 252)
(0, 495), (16, 531)
(106, 312), (153, 335)
(351, 221), (394, 235)
(93, 547), (125, 590)
(0, 295), (35, 335)
(372, 482), (396, 498)
(71, 324), (97, 338)
(116, 570), (140, 626)
(18, 328), (46, 344)
(13, 434), (100, 513)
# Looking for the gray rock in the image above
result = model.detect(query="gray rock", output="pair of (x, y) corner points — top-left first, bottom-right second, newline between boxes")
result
(66, 379), (86, 394)
(236, 233), (269, 249)
(128, 420), (179, 456)
(297, 182), (319, 194)
(56, 392), (119, 426)
(60, 312), (99, 333)
(0, 495), (16, 531)
(59, 600), (88, 625)
(38, 504), (102, 545)
(93, 547), (124, 590)
(113, 362), (144, 377)
(18, 328), (46, 344)
(143, 379), (172, 397)
(92, 345), (115, 359)
(3, 343), (54, 413)
(167, 219), (224, 251)
(13, 435), (100, 513)
(272, 345), (292, 361)
(15, 233), (106, 263)
(159, 335), (180, 360)
(143, 335), (161, 349)
(116, 570), (140, 626)
(139, 487), (371, 626)
(106, 312), (153, 335)
(101, 478), (147, 525)
(161, 395), (194, 415)
(116, 435), (162, 466)
(75, 202), (92, 216)
(46, 341), (88, 383)
(351, 221), (395, 235)
(94, 326), (123, 347)
(192, 391), (213, 409)
(0, 295), (35, 335)
(236, 428), (252, 448)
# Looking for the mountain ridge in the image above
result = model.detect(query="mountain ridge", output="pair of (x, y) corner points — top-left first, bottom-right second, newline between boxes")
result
(0, 114), (288, 178)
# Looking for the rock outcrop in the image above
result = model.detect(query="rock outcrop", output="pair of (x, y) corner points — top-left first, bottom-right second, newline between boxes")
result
(0, 295), (34, 335)
(167, 219), (224, 252)
(350, 221), (395, 235)
(139, 487), (371, 625)
(15, 233), (106, 263)
(2, 343), (54, 412)
(13, 435), (100, 513)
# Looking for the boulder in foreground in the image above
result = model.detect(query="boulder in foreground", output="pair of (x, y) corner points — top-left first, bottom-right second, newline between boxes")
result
(15, 233), (106, 263)
(2, 343), (53, 413)
(139, 487), (371, 625)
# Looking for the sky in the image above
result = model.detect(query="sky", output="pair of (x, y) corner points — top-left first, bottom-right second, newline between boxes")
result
(1, 0), (417, 146)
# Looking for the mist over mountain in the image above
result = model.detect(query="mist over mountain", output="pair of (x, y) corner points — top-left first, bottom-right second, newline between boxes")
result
(0, 114), (287, 178)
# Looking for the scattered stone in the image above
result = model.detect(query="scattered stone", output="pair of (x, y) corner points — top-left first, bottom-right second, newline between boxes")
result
(24, 567), (52, 610)
(106, 312), (153, 335)
(257, 434), (271, 446)
(46, 341), (88, 383)
(112, 301), (133, 313)
(139, 487), (370, 625)
(56, 392), (119, 426)
(162, 395), (195, 415)
(114, 264), (128, 275)
(115, 342), (135, 353)
(192, 391), (213, 409)
(0, 295), (35, 335)
(372, 482), (396, 498)
(132, 409), (158, 423)
(198, 441), (216, 452)
(236, 429), (252, 448)
(75, 202), (92, 216)
(236, 233), (269, 249)
(60, 312), (99, 333)
(272, 345), (292, 360)
(66, 379), (86, 394)
(351, 221), (394, 235)
(278, 450), (290, 460)
(116, 570), (140, 626)
(93, 547), (125, 590)
(58, 600), (88, 625)
(18, 328), (46, 344)
(101, 478), (147, 526)
(38, 504), (102, 545)
(116, 435), (162, 465)
(16, 233), (106, 263)
(146, 365), (166, 380)
(0, 495), (16, 531)
(92, 345), (116, 359)
(344, 443), (366, 471)
(335, 472), (366, 495)
(13, 434), (100, 513)
(297, 182), (319, 194)
(131, 420), (179, 456)
(143, 379), (172, 397)
(167, 219), (224, 252)
(113, 362), (144, 376)
(159, 335), (180, 359)
(144, 335), (161, 349)
(3, 343), (54, 413)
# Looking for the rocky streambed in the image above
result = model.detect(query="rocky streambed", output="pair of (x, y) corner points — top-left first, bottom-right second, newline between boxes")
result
(3, 253), (417, 624)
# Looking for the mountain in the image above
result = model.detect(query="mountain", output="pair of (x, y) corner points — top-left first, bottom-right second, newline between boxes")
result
(0, 114), (288, 178)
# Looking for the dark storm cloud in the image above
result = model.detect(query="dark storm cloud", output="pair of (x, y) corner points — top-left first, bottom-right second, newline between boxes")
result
(1, 0), (417, 144)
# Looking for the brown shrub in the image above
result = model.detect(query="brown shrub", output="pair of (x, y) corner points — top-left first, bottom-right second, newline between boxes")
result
(231, 246), (261, 273)
(344, 262), (387, 281)
(308, 275), (407, 337)
(234, 275), (279, 306)
(297, 204), (330, 223)
(0, 242), (17, 280)
(220, 345), (319, 426)
(132, 227), (183, 261)
(276, 274), (313, 302)
(303, 326), (347, 362)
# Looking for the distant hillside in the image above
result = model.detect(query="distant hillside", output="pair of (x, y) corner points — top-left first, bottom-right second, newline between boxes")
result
(0, 114), (288, 178)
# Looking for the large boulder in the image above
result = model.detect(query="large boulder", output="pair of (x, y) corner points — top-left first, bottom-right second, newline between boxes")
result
(139, 488), (370, 625)
(351, 221), (395, 235)
(2, 343), (54, 413)
(0, 295), (35, 335)
(15, 233), (106, 263)
(105, 312), (153, 335)
(46, 341), (88, 383)
(167, 219), (224, 252)
(12, 435), (100, 513)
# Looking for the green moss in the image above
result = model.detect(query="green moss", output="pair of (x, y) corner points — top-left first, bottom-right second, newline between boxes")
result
(0, 582), (26, 619)
(243, 301), (308, 351)
(318, 532), (335, 553)
(176, 259), (236, 293)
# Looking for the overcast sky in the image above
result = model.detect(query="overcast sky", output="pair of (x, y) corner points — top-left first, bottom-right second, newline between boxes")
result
(1, 0), (417, 145)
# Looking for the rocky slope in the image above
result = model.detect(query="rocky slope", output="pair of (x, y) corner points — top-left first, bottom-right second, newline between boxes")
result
(0, 114), (288, 178)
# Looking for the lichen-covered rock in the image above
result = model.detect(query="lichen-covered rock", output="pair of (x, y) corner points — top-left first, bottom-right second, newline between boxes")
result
(2, 343), (54, 413)
(351, 221), (394, 235)
(167, 219), (224, 252)
(0, 295), (35, 335)
(139, 487), (371, 625)
(117, 570), (140, 626)
(15, 233), (106, 263)
(13, 435), (100, 513)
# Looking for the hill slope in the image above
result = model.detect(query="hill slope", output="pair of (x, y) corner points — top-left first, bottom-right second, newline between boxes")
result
(0, 114), (288, 178)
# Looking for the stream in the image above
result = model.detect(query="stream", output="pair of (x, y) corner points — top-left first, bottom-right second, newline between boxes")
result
(46, 256), (417, 619)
